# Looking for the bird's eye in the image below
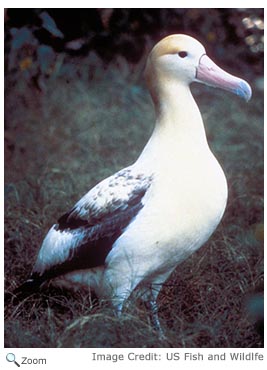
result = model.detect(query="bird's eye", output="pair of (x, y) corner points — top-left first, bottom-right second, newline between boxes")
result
(178, 51), (188, 58)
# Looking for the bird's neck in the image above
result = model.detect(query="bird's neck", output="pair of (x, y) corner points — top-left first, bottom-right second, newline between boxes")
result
(138, 82), (209, 167)
(154, 82), (207, 143)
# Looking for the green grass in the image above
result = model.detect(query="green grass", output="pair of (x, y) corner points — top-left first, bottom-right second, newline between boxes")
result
(4, 54), (263, 348)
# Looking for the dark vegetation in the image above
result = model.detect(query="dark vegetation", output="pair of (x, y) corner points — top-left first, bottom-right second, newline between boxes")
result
(4, 8), (263, 347)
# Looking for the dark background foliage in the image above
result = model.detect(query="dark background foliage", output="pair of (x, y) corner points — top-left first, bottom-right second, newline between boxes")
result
(5, 8), (263, 77)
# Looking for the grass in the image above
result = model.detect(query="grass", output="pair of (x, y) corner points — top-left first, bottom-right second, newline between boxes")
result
(4, 53), (263, 348)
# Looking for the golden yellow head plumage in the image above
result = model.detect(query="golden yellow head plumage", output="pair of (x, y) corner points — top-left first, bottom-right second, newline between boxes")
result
(145, 34), (251, 105)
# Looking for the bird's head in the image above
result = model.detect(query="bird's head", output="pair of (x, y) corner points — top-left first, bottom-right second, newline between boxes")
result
(145, 34), (252, 103)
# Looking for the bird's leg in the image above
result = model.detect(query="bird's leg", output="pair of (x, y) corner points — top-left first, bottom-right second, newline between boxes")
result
(111, 298), (124, 318)
(147, 300), (163, 335)
(144, 293), (166, 340)
(110, 290), (130, 318)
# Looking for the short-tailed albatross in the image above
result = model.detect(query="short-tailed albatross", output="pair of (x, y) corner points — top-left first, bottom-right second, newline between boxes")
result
(15, 34), (252, 336)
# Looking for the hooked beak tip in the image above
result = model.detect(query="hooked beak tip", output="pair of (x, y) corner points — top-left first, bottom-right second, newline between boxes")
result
(237, 80), (252, 102)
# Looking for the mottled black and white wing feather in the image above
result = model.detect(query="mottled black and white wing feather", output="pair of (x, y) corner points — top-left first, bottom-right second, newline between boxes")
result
(25, 167), (153, 287)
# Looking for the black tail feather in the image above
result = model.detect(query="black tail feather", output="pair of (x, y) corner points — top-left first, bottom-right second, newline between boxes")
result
(13, 277), (43, 300)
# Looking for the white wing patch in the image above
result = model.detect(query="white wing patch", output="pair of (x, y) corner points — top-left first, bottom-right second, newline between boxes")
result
(34, 226), (87, 275)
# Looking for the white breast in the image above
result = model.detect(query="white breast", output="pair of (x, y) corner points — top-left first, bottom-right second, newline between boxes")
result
(105, 145), (227, 286)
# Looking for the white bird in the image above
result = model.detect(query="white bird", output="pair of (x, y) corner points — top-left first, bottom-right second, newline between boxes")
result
(15, 34), (251, 335)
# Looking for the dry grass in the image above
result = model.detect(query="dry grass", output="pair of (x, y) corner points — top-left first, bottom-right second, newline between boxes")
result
(4, 54), (263, 347)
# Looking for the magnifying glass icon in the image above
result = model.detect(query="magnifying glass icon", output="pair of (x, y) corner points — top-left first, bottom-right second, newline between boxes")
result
(6, 353), (20, 367)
